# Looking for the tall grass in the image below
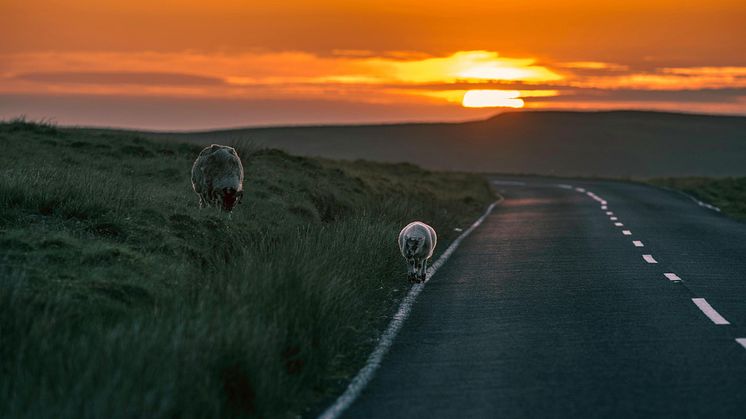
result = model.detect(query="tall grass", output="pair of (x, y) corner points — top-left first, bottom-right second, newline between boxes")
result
(0, 121), (494, 418)
(650, 177), (746, 220)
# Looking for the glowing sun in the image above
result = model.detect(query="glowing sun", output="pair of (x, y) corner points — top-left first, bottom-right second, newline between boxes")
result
(462, 90), (525, 108)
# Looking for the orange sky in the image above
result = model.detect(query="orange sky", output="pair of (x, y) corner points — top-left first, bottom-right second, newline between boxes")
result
(1, 0), (745, 129)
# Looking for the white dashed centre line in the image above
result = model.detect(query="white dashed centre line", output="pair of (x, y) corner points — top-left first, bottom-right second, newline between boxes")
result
(610, 216), (618, 221)
(606, 211), (613, 215)
(614, 222), (624, 227)
(736, 338), (746, 350)
(601, 206), (608, 210)
(633, 240), (644, 247)
(622, 230), (632, 235)
(664, 273), (682, 282)
(692, 298), (730, 325)
(576, 187), (586, 193)
(642, 254), (658, 264)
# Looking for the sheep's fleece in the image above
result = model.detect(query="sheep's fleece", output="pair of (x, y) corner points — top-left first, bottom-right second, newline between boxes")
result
(191, 144), (244, 212)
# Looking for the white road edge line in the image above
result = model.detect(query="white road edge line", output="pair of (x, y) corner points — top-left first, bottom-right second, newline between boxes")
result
(679, 190), (722, 212)
(664, 273), (682, 282)
(643, 254), (658, 263)
(317, 197), (503, 419)
(692, 298), (730, 325)
(656, 186), (722, 213)
(736, 338), (746, 350)
(622, 230), (632, 236)
(696, 200), (721, 212)
(633, 240), (644, 247)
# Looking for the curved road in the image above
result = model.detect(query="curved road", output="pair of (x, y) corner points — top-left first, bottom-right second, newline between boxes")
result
(339, 177), (746, 418)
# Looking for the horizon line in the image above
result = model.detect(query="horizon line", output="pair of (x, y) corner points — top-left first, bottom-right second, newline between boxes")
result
(4, 108), (746, 134)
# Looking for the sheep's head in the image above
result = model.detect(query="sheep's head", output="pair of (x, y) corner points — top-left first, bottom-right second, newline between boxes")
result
(217, 187), (244, 212)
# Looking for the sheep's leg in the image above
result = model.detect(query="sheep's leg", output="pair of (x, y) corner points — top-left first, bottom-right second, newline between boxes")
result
(408, 261), (417, 282)
(419, 259), (427, 281)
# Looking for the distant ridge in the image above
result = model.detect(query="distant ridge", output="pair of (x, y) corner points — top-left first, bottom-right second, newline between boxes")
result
(126, 110), (746, 177)
(486, 109), (746, 121)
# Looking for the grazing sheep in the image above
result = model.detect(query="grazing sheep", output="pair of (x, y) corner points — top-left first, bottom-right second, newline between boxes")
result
(398, 221), (437, 283)
(191, 144), (244, 212)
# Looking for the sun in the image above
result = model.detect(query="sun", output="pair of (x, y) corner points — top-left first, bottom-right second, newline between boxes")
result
(462, 90), (525, 108)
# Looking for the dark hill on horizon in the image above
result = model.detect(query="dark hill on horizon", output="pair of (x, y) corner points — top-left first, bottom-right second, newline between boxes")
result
(131, 110), (746, 177)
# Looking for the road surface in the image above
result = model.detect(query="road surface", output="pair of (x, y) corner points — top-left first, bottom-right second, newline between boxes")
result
(339, 177), (746, 418)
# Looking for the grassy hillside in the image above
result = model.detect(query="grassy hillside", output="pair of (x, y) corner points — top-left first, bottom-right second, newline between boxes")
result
(649, 177), (746, 221)
(135, 110), (746, 178)
(0, 119), (495, 418)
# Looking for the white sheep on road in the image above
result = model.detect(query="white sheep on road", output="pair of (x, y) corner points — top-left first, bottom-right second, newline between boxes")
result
(398, 221), (437, 283)
(191, 144), (244, 212)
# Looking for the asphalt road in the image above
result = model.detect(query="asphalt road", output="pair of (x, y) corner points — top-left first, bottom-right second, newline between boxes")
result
(340, 178), (746, 418)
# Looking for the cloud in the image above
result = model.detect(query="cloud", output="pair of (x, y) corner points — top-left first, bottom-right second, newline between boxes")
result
(661, 67), (746, 76)
(331, 49), (375, 58)
(528, 88), (746, 104)
(0, 50), (561, 87)
(1, 50), (745, 124)
(0, 50), (564, 106)
(556, 61), (629, 71)
(14, 71), (225, 86)
(569, 67), (746, 90)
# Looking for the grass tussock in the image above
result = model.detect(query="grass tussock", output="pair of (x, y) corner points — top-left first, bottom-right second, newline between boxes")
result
(0, 120), (494, 418)
(650, 177), (746, 220)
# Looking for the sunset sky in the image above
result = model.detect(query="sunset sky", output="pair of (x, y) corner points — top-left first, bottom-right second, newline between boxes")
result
(1, 0), (745, 129)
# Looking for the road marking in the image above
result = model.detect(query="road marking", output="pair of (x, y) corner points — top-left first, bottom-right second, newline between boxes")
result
(317, 198), (502, 419)
(633, 240), (644, 247)
(588, 195), (606, 205)
(697, 201), (720, 212)
(622, 230), (632, 235)
(642, 254), (657, 263)
(680, 191), (722, 212)
(557, 184), (574, 189)
(659, 186), (722, 213)
(692, 298), (730, 325)
(664, 273), (682, 282)
(610, 216), (618, 221)
(614, 222), (624, 227)
(606, 211), (613, 215)
(576, 187), (586, 193)
(736, 338), (746, 350)
(601, 206), (608, 210)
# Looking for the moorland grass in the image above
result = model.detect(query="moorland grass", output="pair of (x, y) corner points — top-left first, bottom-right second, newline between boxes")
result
(0, 119), (494, 418)
(649, 177), (746, 221)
